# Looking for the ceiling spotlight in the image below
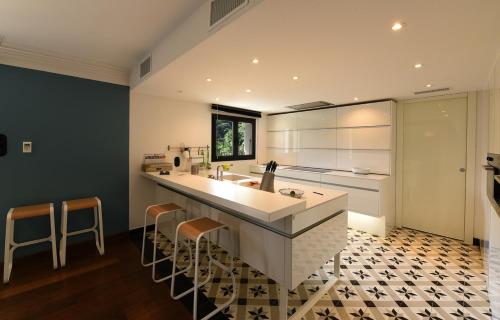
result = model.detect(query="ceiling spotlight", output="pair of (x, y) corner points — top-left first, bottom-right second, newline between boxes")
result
(205, 77), (212, 82)
(252, 58), (259, 64)
(245, 89), (252, 93)
(292, 76), (299, 80)
(354, 97), (359, 101)
(391, 22), (404, 31)
(215, 97), (220, 101)
(414, 63), (423, 69)
(425, 84), (432, 88)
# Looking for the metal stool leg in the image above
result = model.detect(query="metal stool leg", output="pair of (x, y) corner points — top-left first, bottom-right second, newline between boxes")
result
(96, 198), (105, 255)
(3, 209), (13, 284)
(149, 209), (191, 283)
(59, 203), (68, 267)
(170, 220), (237, 320)
(49, 205), (58, 269)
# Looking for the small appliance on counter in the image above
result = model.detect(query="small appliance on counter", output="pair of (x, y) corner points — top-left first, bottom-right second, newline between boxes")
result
(141, 153), (173, 172)
(260, 160), (278, 193)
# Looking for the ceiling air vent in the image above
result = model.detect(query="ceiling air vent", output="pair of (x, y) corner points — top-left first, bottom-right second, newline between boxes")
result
(414, 87), (450, 95)
(210, 0), (248, 28)
(286, 101), (334, 111)
(139, 55), (152, 79)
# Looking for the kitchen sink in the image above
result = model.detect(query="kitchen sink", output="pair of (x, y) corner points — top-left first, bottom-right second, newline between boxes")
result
(222, 174), (250, 181)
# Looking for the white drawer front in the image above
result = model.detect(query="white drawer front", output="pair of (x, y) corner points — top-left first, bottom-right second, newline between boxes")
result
(276, 175), (320, 187)
(320, 174), (381, 190)
(276, 169), (321, 182)
(298, 129), (337, 148)
(337, 126), (391, 150)
(337, 101), (391, 127)
(296, 108), (337, 129)
(321, 183), (380, 216)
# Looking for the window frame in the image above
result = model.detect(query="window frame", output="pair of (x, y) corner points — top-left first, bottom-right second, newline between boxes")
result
(211, 113), (256, 162)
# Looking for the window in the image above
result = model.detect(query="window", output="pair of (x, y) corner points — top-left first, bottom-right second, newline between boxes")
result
(211, 114), (256, 161)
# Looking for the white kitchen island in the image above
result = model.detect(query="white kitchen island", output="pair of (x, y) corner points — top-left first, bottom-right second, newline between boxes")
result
(142, 171), (348, 320)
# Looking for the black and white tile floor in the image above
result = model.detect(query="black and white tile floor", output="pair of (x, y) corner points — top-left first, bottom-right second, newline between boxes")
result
(150, 228), (491, 320)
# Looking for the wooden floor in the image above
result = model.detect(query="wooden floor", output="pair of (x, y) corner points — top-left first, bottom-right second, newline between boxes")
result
(0, 234), (192, 320)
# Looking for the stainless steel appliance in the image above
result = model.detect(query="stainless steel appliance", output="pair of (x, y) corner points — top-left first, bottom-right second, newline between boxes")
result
(485, 153), (500, 319)
(486, 153), (500, 215)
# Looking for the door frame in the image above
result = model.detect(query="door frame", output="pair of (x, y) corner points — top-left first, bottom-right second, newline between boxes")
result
(395, 92), (476, 244)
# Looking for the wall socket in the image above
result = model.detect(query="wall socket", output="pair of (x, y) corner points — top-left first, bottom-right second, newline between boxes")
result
(22, 141), (32, 153)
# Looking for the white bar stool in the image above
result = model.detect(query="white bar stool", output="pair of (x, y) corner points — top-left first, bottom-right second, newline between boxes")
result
(60, 197), (104, 267)
(3, 203), (58, 284)
(141, 203), (191, 283)
(170, 217), (237, 320)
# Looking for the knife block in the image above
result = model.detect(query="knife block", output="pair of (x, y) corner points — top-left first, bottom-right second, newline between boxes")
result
(259, 172), (275, 193)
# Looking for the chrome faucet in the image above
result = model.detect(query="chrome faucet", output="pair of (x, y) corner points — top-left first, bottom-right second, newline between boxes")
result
(216, 165), (224, 181)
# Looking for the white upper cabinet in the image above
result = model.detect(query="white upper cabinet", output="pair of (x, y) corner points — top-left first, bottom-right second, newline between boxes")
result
(296, 108), (337, 129)
(298, 129), (336, 148)
(267, 113), (297, 131)
(337, 127), (391, 150)
(267, 131), (298, 149)
(336, 101), (391, 127)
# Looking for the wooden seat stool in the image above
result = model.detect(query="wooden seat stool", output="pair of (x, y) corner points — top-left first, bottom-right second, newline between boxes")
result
(170, 217), (237, 320)
(141, 203), (191, 283)
(3, 203), (58, 284)
(60, 197), (104, 267)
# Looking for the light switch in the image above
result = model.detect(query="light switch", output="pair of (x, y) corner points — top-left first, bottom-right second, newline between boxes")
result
(22, 141), (32, 153)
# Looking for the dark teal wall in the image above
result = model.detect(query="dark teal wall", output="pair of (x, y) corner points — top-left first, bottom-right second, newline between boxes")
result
(0, 64), (129, 262)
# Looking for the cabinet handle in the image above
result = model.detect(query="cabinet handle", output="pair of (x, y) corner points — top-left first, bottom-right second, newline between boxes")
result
(459, 168), (466, 173)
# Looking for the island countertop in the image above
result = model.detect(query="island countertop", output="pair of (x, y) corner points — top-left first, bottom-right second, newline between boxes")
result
(142, 171), (347, 223)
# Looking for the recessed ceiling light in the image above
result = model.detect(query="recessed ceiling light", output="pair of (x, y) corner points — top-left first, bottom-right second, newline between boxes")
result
(425, 84), (432, 88)
(414, 63), (423, 69)
(205, 77), (212, 82)
(215, 97), (220, 101)
(354, 97), (359, 101)
(245, 89), (252, 93)
(391, 21), (404, 31)
(252, 58), (259, 64)
(292, 76), (299, 80)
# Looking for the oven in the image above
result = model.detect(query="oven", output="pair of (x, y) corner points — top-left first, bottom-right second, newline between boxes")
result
(486, 153), (500, 214)
(485, 153), (500, 319)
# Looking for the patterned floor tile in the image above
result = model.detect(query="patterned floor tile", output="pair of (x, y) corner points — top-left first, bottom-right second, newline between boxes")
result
(149, 228), (490, 320)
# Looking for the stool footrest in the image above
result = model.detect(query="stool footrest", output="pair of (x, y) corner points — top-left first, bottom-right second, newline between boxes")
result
(66, 227), (97, 237)
(11, 236), (52, 248)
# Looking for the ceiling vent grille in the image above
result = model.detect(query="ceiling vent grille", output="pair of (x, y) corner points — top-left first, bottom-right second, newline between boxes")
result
(139, 55), (152, 79)
(210, 0), (248, 28)
(286, 101), (334, 111)
(414, 87), (450, 95)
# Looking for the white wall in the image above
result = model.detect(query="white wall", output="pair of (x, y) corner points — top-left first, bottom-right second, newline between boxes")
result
(129, 92), (267, 229)
(474, 90), (490, 240)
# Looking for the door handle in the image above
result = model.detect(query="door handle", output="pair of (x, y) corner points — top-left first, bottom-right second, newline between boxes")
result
(459, 168), (466, 173)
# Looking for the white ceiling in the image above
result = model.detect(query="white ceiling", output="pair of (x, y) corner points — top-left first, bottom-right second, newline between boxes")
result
(136, 0), (500, 112)
(0, 0), (203, 69)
